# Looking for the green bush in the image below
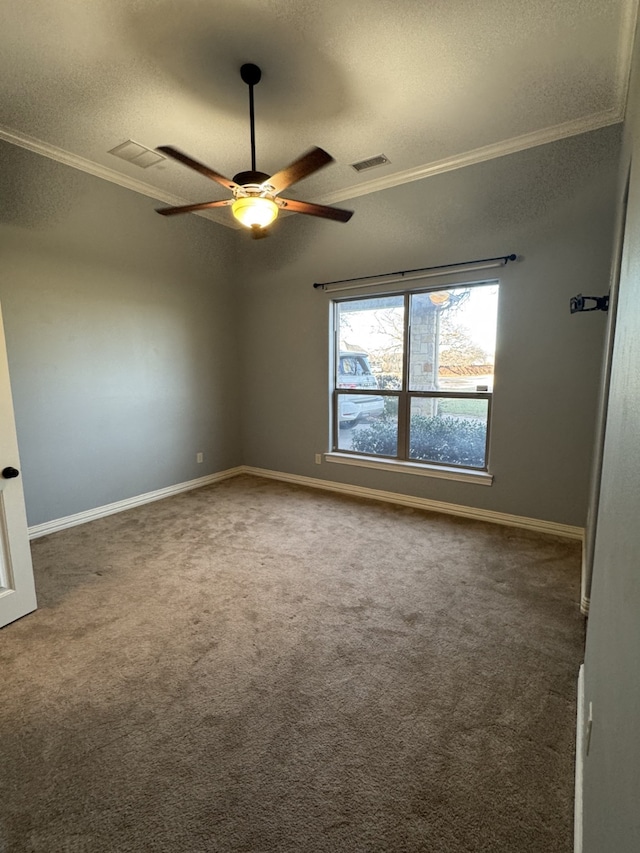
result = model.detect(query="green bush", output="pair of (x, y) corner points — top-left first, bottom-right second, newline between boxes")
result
(351, 419), (397, 456)
(410, 415), (486, 467)
(351, 414), (486, 467)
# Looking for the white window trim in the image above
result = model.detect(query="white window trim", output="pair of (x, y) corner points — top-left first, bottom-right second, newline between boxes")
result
(325, 452), (493, 485)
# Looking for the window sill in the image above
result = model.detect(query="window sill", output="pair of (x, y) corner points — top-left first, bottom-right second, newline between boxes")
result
(325, 452), (493, 486)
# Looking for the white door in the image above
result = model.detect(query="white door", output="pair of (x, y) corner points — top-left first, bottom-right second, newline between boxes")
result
(0, 303), (36, 628)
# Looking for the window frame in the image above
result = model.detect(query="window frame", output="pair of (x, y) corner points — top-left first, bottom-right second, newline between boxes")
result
(331, 280), (498, 475)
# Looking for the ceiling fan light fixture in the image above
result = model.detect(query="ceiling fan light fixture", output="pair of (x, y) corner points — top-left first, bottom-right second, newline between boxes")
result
(155, 63), (353, 232)
(231, 196), (279, 229)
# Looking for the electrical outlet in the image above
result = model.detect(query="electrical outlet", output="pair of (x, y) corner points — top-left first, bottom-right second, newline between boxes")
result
(196, 452), (204, 464)
(315, 453), (322, 465)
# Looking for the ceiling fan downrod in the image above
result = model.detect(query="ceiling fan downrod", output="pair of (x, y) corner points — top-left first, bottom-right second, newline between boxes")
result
(240, 63), (262, 174)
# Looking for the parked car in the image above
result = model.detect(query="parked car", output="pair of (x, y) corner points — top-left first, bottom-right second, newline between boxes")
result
(337, 351), (385, 424)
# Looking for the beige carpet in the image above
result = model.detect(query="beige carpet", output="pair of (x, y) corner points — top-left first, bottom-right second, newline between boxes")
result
(0, 475), (584, 852)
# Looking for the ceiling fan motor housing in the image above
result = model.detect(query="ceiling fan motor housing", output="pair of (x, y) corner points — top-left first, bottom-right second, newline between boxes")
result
(232, 170), (271, 187)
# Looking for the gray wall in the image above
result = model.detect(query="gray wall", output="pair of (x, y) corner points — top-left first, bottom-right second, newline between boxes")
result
(0, 142), (242, 526)
(582, 18), (640, 852)
(239, 126), (620, 527)
(0, 125), (621, 531)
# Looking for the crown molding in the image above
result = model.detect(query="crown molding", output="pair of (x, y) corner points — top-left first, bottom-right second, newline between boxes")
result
(317, 108), (625, 205)
(317, 0), (639, 206)
(0, 124), (234, 227)
(0, 108), (628, 216)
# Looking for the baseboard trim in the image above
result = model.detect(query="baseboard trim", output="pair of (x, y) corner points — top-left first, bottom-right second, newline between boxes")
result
(241, 466), (584, 540)
(27, 467), (244, 539)
(575, 664), (585, 853)
(28, 464), (584, 541)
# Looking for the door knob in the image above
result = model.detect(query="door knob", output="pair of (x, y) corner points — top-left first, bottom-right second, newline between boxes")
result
(2, 467), (20, 479)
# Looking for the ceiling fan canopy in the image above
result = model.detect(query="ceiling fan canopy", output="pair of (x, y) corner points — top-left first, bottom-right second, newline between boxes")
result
(156, 63), (353, 238)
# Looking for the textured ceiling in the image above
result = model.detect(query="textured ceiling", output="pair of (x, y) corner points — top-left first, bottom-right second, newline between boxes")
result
(0, 0), (636, 223)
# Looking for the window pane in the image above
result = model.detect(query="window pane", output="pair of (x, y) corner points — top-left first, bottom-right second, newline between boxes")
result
(409, 397), (488, 468)
(336, 296), (404, 390)
(409, 284), (498, 393)
(335, 392), (397, 457)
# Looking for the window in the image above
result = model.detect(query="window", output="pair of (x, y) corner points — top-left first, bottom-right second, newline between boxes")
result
(332, 281), (499, 472)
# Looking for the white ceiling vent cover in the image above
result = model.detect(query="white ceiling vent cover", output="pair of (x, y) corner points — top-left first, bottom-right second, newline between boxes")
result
(108, 140), (166, 168)
(351, 154), (390, 172)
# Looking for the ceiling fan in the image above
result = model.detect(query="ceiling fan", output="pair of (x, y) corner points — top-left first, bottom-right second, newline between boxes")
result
(156, 63), (353, 238)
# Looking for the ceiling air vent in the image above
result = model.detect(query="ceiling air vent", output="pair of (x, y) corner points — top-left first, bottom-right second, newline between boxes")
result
(350, 154), (390, 173)
(108, 140), (166, 168)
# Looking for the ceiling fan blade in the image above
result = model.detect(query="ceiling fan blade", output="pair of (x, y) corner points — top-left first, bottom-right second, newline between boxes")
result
(278, 197), (353, 223)
(157, 146), (239, 191)
(268, 147), (334, 194)
(156, 199), (234, 217)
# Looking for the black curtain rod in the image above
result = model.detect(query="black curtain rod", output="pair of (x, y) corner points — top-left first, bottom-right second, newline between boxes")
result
(313, 254), (517, 289)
